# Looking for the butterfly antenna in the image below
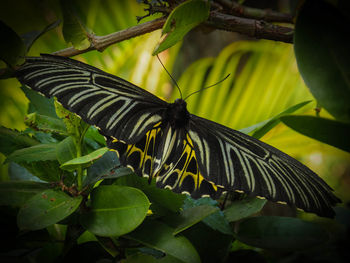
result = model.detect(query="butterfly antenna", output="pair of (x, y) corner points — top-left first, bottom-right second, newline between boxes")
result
(156, 54), (182, 99)
(183, 74), (231, 101)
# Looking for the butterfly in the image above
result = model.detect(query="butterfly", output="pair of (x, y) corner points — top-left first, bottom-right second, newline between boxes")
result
(16, 54), (341, 217)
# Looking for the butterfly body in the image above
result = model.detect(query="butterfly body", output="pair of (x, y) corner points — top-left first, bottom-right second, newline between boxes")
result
(16, 54), (341, 217)
(164, 99), (190, 129)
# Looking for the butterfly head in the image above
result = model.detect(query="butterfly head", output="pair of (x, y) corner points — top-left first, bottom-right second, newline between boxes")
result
(165, 99), (189, 128)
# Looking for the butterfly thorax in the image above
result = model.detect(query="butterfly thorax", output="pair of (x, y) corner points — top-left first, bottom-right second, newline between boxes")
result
(164, 99), (190, 129)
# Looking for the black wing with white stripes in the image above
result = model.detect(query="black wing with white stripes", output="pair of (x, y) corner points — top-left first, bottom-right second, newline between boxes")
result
(16, 54), (168, 144)
(188, 114), (341, 217)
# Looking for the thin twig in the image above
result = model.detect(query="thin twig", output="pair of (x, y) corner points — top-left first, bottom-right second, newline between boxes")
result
(53, 18), (166, 57)
(216, 0), (293, 23)
(207, 11), (293, 43)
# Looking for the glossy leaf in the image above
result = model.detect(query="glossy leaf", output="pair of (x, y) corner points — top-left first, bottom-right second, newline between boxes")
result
(25, 113), (67, 135)
(236, 216), (329, 250)
(60, 147), (108, 171)
(153, 0), (209, 55)
(281, 115), (350, 153)
(16, 160), (61, 182)
(126, 220), (201, 263)
(17, 189), (82, 230)
(61, 0), (90, 50)
(251, 101), (311, 138)
(116, 173), (185, 214)
(224, 197), (267, 222)
(21, 85), (58, 119)
(56, 136), (77, 165)
(84, 151), (128, 187)
(85, 126), (106, 146)
(0, 126), (39, 155)
(0, 20), (25, 66)
(294, 0), (350, 121)
(173, 205), (219, 235)
(80, 185), (150, 237)
(0, 181), (49, 206)
(8, 162), (43, 181)
(183, 197), (232, 235)
(240, 101), (311, 137)
(6, 143), (57, 163)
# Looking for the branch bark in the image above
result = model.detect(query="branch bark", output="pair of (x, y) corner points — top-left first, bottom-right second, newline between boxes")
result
(52, 10), (293, 58)
(207, 11), (293, 43)
(216, 0), (293, 23)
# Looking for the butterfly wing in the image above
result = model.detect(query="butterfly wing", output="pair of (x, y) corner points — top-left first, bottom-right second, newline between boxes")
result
(107, 123), (224, 199)
(188, 114), (341, 217)
(16, 54), (168, 143)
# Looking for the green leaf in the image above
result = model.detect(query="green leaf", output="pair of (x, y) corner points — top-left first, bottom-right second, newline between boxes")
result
(223, 197), (267, 222)
(17, 189), (82, 230)
(236, 216), (329, 250)
(21, 20), (61, 53)
(8, 162), (42, 181)
(60, 147), (108, 171)
(281, 115), (350, 152)
(84, 151), (127, 187)
(294, 0), (350, 121)
(56, 136), (77, 165)
(77, 231), (98, 244)
(80, 185), (150, 237)
(0, 126), (39, 156)
(7, 143), (58, 163)
(126, 220), (201, 263)
(54, 99), (88, 136)
(61, 0), (90, 50)
(153, 0), (210, 55)
(21, 85), (58, 118)
(0, 20), (26, 66)
(0, 181), (49, 207)
(95, 236), (119, 257)
(85, 126), (106, 146)
(173, 205), (219, 235)
(239, 100), (311, 135)
(27, 129), (57, 144)
(116, 173), (185, 214)
(183, 197), (233, 235)
(250, 100), (311, 139)
(17, 160), (61, 182)
(182, 222), (233, 262)
(25, 113), (67, 135)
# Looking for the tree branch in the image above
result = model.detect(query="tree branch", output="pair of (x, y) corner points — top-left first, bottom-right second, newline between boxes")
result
(216, 0), (293, 23)
(53, 18), (166, 57)
(207, 11), (293, 43)
(52, 9), (293, 58)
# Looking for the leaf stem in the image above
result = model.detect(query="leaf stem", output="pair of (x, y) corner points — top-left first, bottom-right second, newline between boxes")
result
(75, 121), (89, 191)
